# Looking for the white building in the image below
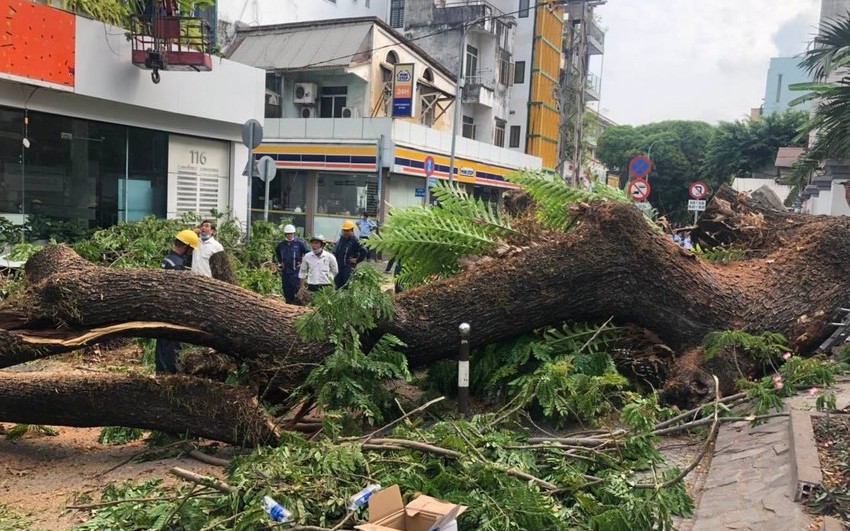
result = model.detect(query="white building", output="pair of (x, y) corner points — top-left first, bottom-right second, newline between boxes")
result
(218, 0), (387, 25)
(0, 1), (264, 233)
(226, 18), (541, 237)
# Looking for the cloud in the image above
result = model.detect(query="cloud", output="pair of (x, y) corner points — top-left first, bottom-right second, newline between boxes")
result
(594, 0), (821, 125)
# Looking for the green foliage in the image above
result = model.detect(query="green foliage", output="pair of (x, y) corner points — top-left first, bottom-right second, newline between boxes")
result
(7, 243), (43, 262)
(295, 267), (410, 425)
(692, 243), (746, 264)
(740, 354), (847, 416)
(596, 120), (715, 224)
(4, 424), (58, 440)
(369, 180), (518, 287)
(702, 330), (790, 364)
(700, 110), (808, 183)
(0, 503), (31, 530)
(98, 426), (144, 445)
(817, 391), (838, 412)
(57, 0), (214, 29)
(427, 321), (628, 426)
(508, 171), (631, 231)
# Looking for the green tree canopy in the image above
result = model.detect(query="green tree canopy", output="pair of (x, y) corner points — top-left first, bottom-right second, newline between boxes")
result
(700, 110), (808, 182)
(597, 120), (713, 223)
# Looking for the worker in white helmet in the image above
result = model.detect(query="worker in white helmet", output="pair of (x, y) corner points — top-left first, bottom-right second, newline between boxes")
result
(274, 224), (309, 304)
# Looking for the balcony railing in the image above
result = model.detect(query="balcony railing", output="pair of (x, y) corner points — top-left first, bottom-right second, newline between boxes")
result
(586, 72), (601, 101)
(586, 19), (605, 55)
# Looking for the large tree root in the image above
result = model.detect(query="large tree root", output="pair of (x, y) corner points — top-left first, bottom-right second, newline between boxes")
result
(0, 371), (279, 446)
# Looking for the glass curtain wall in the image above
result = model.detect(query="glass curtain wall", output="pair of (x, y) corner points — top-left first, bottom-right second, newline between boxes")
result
(0, 105), (167, 241)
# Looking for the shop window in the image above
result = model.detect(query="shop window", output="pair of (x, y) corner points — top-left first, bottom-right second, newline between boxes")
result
(518, 0), (529, 18)
(514, 61), (526, 84)
(494, 119), (506, 147)
(315, 173), (378, 238)
(462, 115), (475, 139)
(465, 45), (479, 79)
(320, 86), (348, 118)
(390, 0), (405, 28)
(251, 169), (307, 230)
(509, 125), (521, 148)
(125, 128), (167, 221)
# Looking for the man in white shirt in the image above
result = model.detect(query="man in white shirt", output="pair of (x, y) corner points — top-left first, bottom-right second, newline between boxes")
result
(299, 235), (338, 292)
(191, 219), (224, 277)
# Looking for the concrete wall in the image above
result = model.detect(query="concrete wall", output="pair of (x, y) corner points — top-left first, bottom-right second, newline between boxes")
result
(280, 71), (369, 118)
(218, 0), (388, 25)
(762, 57), (812, 116)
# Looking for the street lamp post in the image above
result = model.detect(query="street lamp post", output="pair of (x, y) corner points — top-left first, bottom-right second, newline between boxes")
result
(645, 138), (675, 164)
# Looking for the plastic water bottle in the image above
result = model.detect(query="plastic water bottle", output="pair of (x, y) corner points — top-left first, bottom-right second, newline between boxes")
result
(261, 495), (292, 523)
(348, 484), (381, 511)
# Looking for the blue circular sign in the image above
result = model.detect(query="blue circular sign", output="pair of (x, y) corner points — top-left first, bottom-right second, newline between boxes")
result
(629, 155), (652, 178)
(424, 156), (435, 177)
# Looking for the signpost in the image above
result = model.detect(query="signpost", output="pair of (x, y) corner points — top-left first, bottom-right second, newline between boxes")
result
(423, 155), (435, 204)
(241, 119), (263, 242)
(257, 156), (276, 222)
(627, 178), (651, 202)
(628, 155), (652, 179)
(688, 181), (709, 224)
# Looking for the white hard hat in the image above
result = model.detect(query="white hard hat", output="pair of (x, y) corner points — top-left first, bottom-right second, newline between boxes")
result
(283, 224), (296, 233)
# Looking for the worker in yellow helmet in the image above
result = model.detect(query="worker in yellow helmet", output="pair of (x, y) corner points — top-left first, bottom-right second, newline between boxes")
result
(155, 229), (198, 374)
(333, 219), (366, 288)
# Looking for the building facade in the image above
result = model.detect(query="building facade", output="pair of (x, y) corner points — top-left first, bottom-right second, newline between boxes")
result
(761, 57), (812, 116)
(0, 0), (265, 234)
(226, 18), (541, 237)
(218, 0), (388, 26)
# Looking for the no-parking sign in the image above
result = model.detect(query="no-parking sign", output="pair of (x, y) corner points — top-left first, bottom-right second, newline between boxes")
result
(628, 178), (651, 202)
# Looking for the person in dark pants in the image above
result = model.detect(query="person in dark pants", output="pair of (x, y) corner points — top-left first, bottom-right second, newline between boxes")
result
(155, 230), (198, 375)
(274, 224), (309, 304)
(333, 220), (366, 289)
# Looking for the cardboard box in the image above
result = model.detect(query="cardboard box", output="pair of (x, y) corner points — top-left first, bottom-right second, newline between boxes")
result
(354, 484), (467, 531)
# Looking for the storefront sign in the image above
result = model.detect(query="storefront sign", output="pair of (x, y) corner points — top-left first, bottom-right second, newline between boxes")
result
(1, 0), (76, 90)
(392, 63), (415, 117)
(167, 135), (231, 217)
(459, 167), (475, 178)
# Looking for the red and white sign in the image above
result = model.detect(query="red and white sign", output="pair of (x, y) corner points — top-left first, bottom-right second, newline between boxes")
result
(628, 178), (651, 202)
(689, 181), (709, 200)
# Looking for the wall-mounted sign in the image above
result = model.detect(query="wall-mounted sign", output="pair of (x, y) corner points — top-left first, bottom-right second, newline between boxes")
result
(459, 167), (475, 178)
(392, 63), (415, 117)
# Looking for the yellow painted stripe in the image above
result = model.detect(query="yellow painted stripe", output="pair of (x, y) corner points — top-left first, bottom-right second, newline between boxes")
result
(256, 143), (376, 156)
(395, 146), (518, 177)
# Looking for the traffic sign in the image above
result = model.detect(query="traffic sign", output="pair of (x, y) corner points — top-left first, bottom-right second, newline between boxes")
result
(628, 155), (652, 178)
(688, 199), (707, 211)
(689, 181), (709, 200)
(257, 156), (277, 183)
(241, 119), (263, 149)
(427, 176), (438, 187)
(424, 156), (435, 177)
(628, 178), (651, 202)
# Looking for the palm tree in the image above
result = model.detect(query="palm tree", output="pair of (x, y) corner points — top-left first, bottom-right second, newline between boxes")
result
(788, 14), (850, 190)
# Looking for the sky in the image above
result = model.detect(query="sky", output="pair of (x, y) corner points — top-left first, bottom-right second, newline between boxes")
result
(593, 0), (822, 126)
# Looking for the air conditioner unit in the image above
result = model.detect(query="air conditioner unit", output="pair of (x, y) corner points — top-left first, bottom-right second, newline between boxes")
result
(341, 107), (355, 118)
(300, 106), (316, 119)
(294, 83), (318, 104)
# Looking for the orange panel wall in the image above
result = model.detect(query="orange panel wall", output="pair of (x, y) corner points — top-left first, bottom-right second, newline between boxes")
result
(527, 5), (562, 169)
(0, 0), (75, 87)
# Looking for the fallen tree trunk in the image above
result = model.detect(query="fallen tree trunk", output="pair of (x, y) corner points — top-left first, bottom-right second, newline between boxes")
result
(0, 186), (848, 398)
(0, 371), (279, 446)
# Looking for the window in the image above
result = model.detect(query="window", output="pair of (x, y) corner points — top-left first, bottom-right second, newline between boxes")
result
(315, 173), (378, 237)
(494, 119), (506, 147)
(390, 0), (405, 28)
(514, 61), (526, 84)
(386, 51), (398, 65)
(265, 73), (283, 118)
(498, 49), (512, 86)
(465, 45), (479, 79)
(462, 115), (475, 139)
(319, 86), (348, 118)
(422, 68), (434, 82)
(250, 170), (307, 228)
(509, 125), (521, 148)
(776, 74), (783, 103)
(518, 0), (529, 18)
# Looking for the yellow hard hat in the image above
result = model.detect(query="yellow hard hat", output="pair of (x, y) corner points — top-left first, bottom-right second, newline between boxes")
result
(341, 220), (356, 230)
(175, 229), (200, 249)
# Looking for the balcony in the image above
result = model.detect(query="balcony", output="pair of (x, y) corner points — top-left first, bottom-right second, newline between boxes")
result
(586, 72), (601, 101)
(462, 73), (496, 107)
(435, 0), (513, 36)
(587, 18), (605, 55)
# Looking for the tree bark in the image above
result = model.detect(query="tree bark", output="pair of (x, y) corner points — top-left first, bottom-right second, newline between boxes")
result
(0, 186), (847, 399)
(0, 371), (279, 446)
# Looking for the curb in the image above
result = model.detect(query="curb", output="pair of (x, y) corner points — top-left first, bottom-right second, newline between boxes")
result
(788, 409), (823, 502)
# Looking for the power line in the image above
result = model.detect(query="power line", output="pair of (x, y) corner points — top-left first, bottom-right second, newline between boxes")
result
(277, 1), (567, 72)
